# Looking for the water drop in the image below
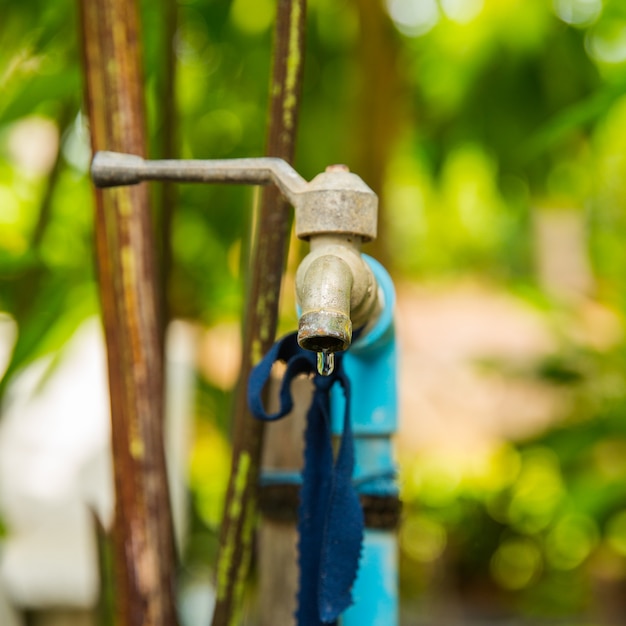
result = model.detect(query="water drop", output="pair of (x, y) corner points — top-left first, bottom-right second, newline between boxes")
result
(317, 351), (335, 376)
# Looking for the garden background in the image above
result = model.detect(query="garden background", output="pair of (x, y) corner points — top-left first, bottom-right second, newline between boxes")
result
(2, 0), (626, 623)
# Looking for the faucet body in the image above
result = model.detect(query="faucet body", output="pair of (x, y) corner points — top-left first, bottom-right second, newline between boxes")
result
(292, 165), (380, 362)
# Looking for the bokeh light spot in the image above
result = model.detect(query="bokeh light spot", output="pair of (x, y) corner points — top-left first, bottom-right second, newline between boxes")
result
(401, 515), (447, 563)
(586, 20), (626, 65)
(491, 538), (542, 589)
(507, 447), (564, 534)
(441, 0), (484, 24)
(385, 0), (440, 37)
(230, 0), (275, 35)
(546, 514), (598, 570)
(553, 0), (602, 27)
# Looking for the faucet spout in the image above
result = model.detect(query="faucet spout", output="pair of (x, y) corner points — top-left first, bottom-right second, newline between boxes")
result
(296, 235), (378, 365)
(297, 252), (354, 353)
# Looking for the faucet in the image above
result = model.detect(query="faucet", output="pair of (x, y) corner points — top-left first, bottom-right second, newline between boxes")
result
(91, 153), (381, 374)
(293, 164), (379, 374)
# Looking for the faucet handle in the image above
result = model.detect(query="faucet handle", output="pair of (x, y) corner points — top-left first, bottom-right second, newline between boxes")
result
(91, 151), (378, 243)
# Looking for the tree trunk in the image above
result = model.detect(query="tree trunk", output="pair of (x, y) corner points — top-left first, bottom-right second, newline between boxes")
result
(78, 2), (179, 625)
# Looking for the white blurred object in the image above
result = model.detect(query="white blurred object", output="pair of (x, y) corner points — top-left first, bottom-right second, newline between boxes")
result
(0, 317), (195, 609)
(164, 320), (197, 554)
(0, 580), (23, 626)
(0, 320), (111, 607)
(7, 116), (59, 177)
(179, 576), (216, 626)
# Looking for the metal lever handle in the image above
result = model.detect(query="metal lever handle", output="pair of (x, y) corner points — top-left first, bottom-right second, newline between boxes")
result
(91, 150), (308, 206)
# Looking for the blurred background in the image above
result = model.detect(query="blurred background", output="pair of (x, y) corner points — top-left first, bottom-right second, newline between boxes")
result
(2, 0), (626, 624)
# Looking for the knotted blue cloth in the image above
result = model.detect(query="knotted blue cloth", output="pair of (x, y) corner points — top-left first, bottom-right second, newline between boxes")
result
(248, 332), (364, 625)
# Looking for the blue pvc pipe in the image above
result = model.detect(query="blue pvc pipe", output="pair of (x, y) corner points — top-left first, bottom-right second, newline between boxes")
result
(341, 530), (398, 626)
(331, 256), (398, 626)
(331, 256), (397, 437)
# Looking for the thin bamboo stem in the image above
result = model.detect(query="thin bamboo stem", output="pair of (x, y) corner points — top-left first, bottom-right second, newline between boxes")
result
(210, 2), (307, 624)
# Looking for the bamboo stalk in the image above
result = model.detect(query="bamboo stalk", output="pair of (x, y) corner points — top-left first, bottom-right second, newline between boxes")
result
(78, 2), (179, 625)
(210, 2), (307, 625)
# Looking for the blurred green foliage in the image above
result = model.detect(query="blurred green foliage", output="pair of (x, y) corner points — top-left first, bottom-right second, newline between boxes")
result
(3, 0), (626, 622)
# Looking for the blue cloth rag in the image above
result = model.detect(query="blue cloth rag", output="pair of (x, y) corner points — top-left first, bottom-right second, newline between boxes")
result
(248, 332), (364, 625)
